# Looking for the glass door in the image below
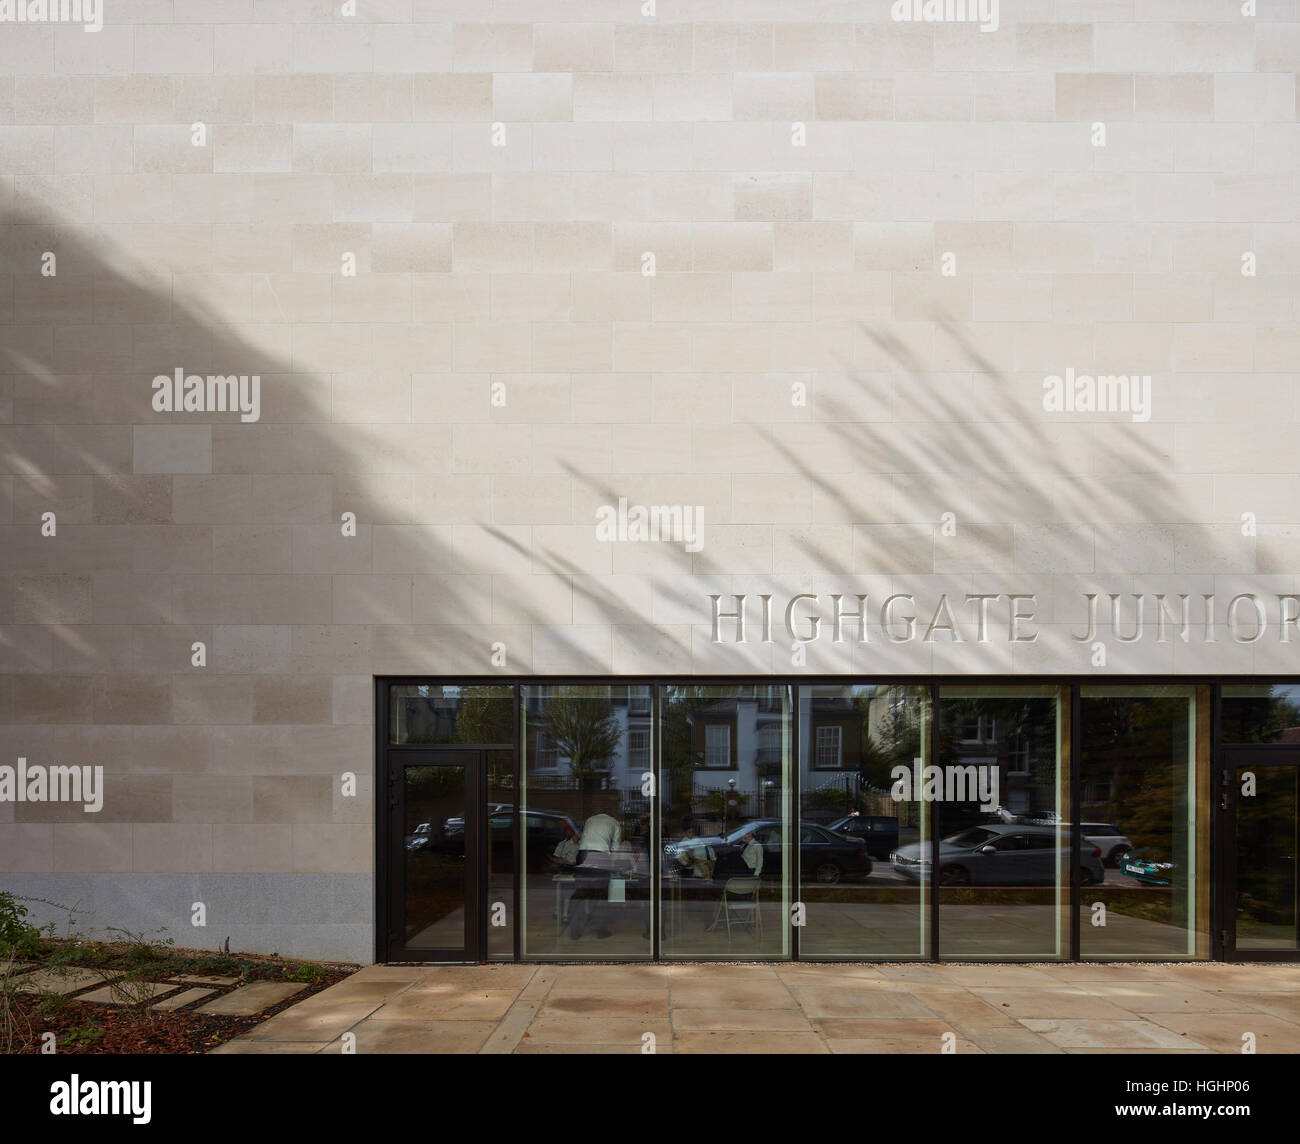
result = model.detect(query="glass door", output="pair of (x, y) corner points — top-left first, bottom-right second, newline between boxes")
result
(388, 749), (481, 961)
(1225, 750), (1300, 959)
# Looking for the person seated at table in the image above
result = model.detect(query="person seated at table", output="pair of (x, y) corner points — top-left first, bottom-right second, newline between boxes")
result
(670, 816), (715, 880)
(569, 811), (631, 940)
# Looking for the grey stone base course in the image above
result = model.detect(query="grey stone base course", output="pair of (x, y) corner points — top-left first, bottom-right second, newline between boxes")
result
(0, 874), (373, 964)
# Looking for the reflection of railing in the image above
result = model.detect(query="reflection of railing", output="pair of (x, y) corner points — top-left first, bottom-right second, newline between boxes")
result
(525, 772), (620, 790)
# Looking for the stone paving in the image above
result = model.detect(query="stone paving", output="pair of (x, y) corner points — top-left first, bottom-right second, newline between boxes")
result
(10, 962), (308, 1015)
(212, 961), (1300, 1054)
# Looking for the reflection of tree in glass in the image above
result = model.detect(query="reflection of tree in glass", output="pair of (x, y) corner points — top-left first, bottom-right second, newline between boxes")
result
(661, 686), (717, 805)
(1223, 693), (1300, 744)
(1082, 697), (1184, 852)
(537, 686), (623, 818)
(856, 691), (922, 791)
(452, 688), (515, 745)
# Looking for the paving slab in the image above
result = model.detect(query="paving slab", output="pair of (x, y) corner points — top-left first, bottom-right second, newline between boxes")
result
(826, 1035), (984, 1054)
(1019, 1018), (1208, 1050)
(172, 974), (242, 986)
(787, 984), (936, 1018)
(521, 1014), (671, 1047)
(1082, 984), (1255, 1013)
(1137, 1011), (1300, 1053)
(972, 988), (1142, 1020)
(243, 1001), (383, 1042)
(669, 979), (799, 1009)
(330, 1019), (497, 1054)
(480, 997), (542, 1055)
(673, 1029), (829, 1053)
(195, 982), (307, 1016)
(544, 994), (667, 1018)
(961, 1026), (1066, 1053)
(673, 1006), (815, 1031)
(813, 1017), (961, 1041)
(210, 1040), (330, 1055)
(17, 968), (118, 995)
(80, 981), (181, 1005)
(516, 1040), (663, 1054)
(933, 965), (1065, 988)
(152, 988), (216, 1012)
(374, 987), (520, 1022)
(910, 988), (1020, 1028)
(210, 962), (1300, 1055)
(346, 965), (453, 985)
(1217, 991), (1300, 1023)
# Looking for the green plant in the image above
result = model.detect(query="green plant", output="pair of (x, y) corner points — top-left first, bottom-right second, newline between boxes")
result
(193, 953), (240, 975)
(0, 892), (43, 960)
(0, 951), (34, 1055)
(95, 928), (175, 1018)
(61, 1021), (105, 1049)
(35, 991), (73, 1017)
(105, 926), (174, 968)
(289, 962), (325, 983)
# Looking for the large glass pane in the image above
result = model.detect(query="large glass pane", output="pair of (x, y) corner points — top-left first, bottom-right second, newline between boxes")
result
(1079, 686), (1209, 958)
(1222, 684), (1300, 744)
(659, 683), (791, 959)
(1235, 766), (1300, 952)
(402, 764), (467, 952)
(391, 683), (513, 744)
(937, 685), (1066, 959)
(798, 684), (929, 958)
(486, 749), (515, 960)
(519, 684), (653, 958)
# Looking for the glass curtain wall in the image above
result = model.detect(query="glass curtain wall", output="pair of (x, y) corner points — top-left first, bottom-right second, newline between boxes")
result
(390, 682), (514, 745)
(486, 749), (515, 959)
(659, 683), (792, 959)
(936, 685), (1067, 959)
(1222, 683), (1300, 743)
(1223, 684), (1300, 953)
(519, 683), (653, 958)
(798, 684), (930, 958)
(1078, 685), (1209, 958)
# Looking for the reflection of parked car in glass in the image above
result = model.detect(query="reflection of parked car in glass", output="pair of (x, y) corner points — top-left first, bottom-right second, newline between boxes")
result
(827, 814), (899, 859)
(1118, 847), (1176, 886)
(441, 803), (509, 842)
(1079, 822), (1135, 866)
(665, 819), (872, 884)
(405, 822), (436, 852)
(488, 809), (580, 873)
(892, 825), (1104, 886)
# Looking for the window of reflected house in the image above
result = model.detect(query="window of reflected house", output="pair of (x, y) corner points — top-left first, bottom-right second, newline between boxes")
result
(937, 686), (1067, 960)
(797, 684), (930, 958)
(659, 684), (792, 959)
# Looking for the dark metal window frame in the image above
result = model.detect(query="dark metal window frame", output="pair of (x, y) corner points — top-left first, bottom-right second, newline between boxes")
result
(376, 675), (1300, 965)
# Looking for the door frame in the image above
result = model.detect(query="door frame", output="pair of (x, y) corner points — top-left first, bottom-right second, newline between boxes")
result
(385, 748), (484, 963)
(375, 680), (516, 962)
(1219, 746), (1300, 962)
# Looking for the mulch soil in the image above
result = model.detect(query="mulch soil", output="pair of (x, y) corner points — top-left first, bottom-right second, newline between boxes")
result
(5, 941), (359, 1054)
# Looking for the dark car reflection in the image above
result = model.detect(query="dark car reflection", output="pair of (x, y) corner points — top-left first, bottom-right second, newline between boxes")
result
(827, 814), (900, 859)
(665, 819), (873, 884)
(489, 808), (581, 873)
(407, 807), (582, 874)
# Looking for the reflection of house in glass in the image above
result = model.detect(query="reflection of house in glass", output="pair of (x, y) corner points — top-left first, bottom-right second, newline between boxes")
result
(682, 686), (785, 827)
(372, 680), (1292, 964)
